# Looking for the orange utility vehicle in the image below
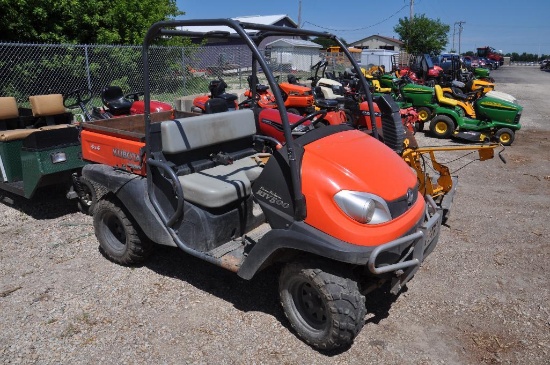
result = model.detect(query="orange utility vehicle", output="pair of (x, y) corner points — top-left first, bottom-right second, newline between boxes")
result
(80, 20), (442, 351)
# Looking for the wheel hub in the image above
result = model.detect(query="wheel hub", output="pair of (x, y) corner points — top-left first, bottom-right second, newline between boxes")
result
(296, 282), (327, 329)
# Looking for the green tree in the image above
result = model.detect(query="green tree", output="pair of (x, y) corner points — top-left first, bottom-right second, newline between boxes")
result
(394, 14), (450, 54)
(0, 0), (183, 44)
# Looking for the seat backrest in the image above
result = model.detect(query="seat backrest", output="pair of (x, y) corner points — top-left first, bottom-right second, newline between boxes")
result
(0, 97), (19, 120)
(434, 85), (458, 107)
(101, 86), (124, 104)
(205, 98), (229, 114)
(247, 75), (259, 90)
(161, 109), (256, 154)
(208, 79), (227, 98)
(29, 94), (66, 117)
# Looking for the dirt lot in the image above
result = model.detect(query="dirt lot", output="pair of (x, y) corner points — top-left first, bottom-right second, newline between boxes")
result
(1, 66), (549, 364)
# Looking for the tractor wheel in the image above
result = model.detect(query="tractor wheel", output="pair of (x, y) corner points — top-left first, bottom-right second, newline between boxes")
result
(287, 108), (300, 116)
(279, 261), (366, 350)
(430, 115), (455, 139)
(93, 198), (153, 265)
(417, 107), (432, 123)
(495, 128), (515, 146)
(414, 121), (425, 132)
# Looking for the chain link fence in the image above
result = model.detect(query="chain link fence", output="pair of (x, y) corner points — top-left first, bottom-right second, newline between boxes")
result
(0, 42), (361, 109)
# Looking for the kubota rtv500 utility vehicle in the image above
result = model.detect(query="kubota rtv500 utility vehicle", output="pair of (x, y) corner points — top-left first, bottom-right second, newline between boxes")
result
(80, 20), (442, 350)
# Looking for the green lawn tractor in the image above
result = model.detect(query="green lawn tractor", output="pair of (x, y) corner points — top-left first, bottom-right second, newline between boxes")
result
(429, 85), (522, 145)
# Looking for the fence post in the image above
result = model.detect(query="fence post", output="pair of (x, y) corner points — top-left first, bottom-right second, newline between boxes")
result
(84, 45), (92, 91)
(181, 47), (187, 96)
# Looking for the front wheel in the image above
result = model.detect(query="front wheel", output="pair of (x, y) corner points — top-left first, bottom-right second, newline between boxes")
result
(93, 198), (153, 265)
(495, 128), (515, 146)
(430, 115), (455, 139)
(279, 262), (366, 350)
(416, 106), (432, 123)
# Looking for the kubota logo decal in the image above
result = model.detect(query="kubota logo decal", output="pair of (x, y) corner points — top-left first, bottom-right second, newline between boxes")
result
(256, 186), (290, 208)
(113, 148), (141, 162)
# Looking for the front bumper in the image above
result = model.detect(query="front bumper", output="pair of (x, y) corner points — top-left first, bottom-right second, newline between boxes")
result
(367, 195), (442, 294)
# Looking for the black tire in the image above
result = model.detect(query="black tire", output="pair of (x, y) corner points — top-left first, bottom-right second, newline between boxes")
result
(414, 121), (425, 132)
(93, 198), (153, 265)
(76, 177), (107, 215)
(495, 128), (515, 146)
(279, 262), (366, 350)
(287, 107), (300, 115)
(429, 115), (455, 139)
(416, 106), (432, 122)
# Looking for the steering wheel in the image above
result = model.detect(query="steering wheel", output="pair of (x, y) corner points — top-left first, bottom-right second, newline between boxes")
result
(290, 110), (328, 131)
(124, 91), (145, 101)
(63, 88), (92, 109)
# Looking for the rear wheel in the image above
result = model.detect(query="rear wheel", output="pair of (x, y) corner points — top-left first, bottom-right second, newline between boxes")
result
(430, 115), (455, 139)
(279, 262), (366, 350)
(495, 128), (515, 146)
(76, 177), (107, 216)
(417, 107), (432, 123)
(93, 198), (153, 265)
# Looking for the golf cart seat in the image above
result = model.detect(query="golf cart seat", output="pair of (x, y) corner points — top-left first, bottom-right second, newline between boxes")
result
(0, 97), (20, 130)
(29, 94), (72, 127)
(1, 94), (74, 143)
(160, 109), (264, 208)
(101, 86), (133, 115)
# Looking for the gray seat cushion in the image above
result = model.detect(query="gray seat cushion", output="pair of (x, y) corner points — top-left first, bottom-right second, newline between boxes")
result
(178, 154), (264, 208)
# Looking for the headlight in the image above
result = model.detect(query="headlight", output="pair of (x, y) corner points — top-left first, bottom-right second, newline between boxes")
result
(334, 190), (392, 224)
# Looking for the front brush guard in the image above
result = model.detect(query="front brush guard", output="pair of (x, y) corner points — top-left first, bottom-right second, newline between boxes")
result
(367, 196), (442, 294)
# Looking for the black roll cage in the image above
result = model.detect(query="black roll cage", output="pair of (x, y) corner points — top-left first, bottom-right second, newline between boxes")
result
(142, 19), (379, 221)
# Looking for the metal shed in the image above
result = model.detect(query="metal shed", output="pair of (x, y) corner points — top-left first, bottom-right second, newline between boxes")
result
(265, 39), (322, 72)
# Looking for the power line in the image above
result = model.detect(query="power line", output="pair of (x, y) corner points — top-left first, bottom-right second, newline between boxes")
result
(303, 5), (408, 33)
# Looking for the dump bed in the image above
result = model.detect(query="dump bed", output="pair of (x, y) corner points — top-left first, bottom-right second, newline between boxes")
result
(81, 111), (174, 141)
(80, 111), (195, 175)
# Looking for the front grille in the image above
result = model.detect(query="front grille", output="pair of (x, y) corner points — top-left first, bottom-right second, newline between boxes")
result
(386, 186), (418, 218)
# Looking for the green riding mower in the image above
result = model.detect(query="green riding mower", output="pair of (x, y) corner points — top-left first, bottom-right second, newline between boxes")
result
(429, 85), (522, 145)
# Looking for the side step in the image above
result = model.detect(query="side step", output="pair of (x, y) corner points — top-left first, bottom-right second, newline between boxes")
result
(206, 223), (271, 259)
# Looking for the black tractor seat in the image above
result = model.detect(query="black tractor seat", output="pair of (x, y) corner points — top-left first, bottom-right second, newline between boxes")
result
(101, 85), (133, 115)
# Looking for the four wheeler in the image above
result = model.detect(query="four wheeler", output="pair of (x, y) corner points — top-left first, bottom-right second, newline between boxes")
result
(191, 78), (239, 113)
(429, 84), (522, 145)
(81, 19), (442, 351)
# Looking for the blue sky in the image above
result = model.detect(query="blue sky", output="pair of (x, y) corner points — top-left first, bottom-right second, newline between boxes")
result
(175, 0), (550, 56)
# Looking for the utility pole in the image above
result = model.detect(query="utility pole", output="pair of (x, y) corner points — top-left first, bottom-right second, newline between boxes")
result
(452, 22), (457, 52)
(456, 21), (465, 55)
(298, 0), (302, 28)
(410, 0), (414, 21)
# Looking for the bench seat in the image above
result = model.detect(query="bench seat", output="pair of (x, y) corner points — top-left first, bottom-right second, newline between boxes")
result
(160, 109), (266, 208)
(179, 154), (264, 208)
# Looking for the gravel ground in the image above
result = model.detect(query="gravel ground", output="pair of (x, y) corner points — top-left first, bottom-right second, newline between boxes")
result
(1, 66), (549, 364)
